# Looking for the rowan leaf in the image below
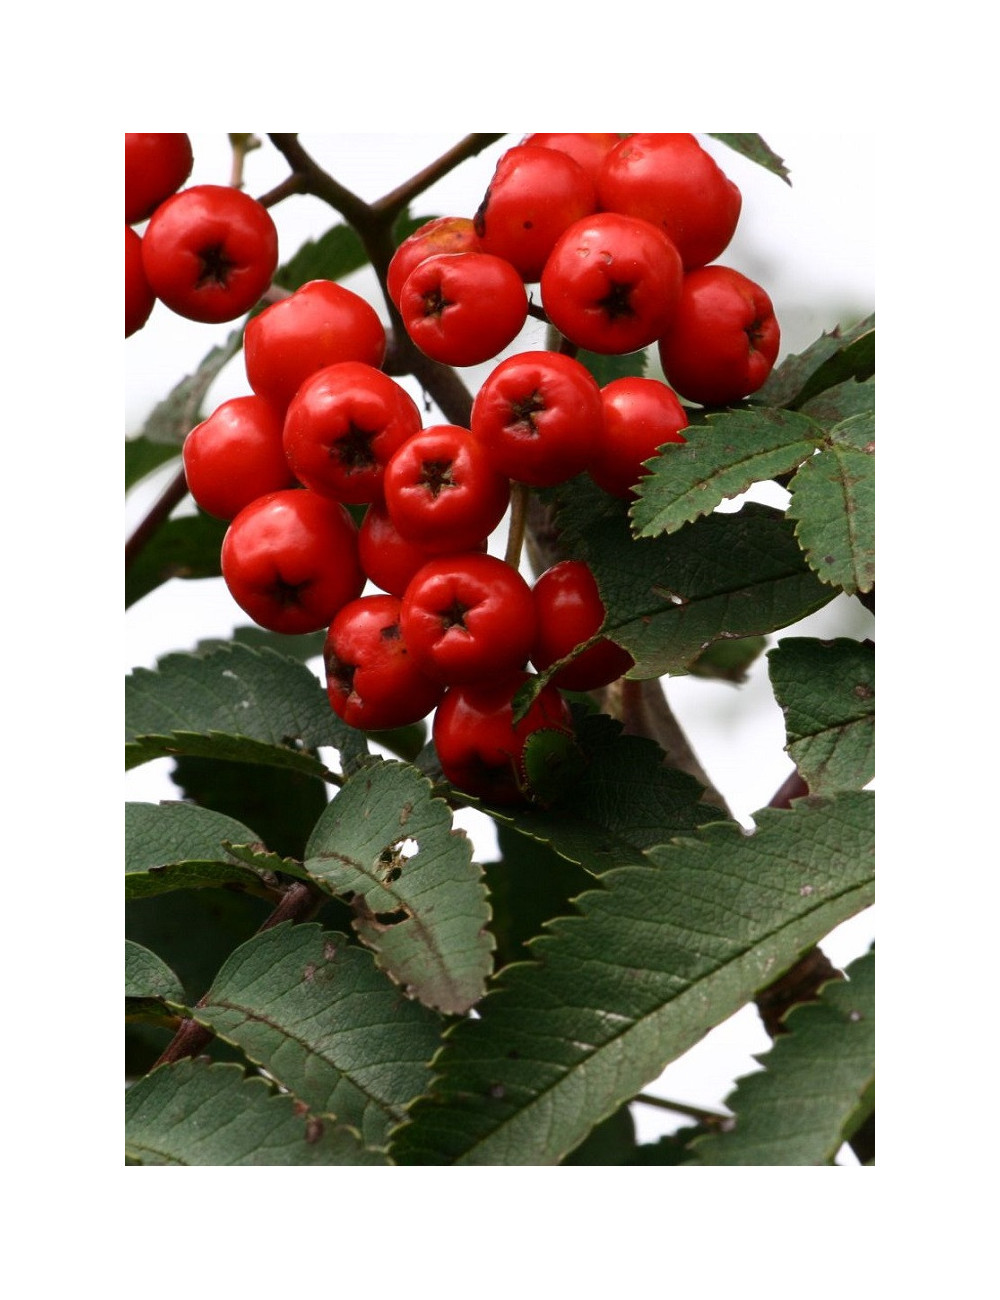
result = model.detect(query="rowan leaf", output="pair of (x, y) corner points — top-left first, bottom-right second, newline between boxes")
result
(550, 479), (835, 678)
(629, 406), (824, 538)
(273, 223), (369, 292)
(304, 760), (494, 1014)
(125, 941), (186, 1026)
(194, 923), (443, 1148)
(786, 411), (875, 594)
(136, 330), (244, 445)
(124, 510), (227, 609)
(768, 637), (875, 795)
(125, 800), (309, 901)
(124, 1060), (391, 1165)
(125, 641), (368, 776)
(752, 314), (874, 410)
(391, 790), (875, 1165)
(688, 947), (875, 1165)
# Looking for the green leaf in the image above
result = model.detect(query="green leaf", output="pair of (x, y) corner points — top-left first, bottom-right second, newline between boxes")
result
(768, 638), (875, 795)
(799, 376), (875, 426)
(391, 791), (874, 1165)
(786, 412), (875, 594)
(135, 330), (243, 445)
(492, 711), (718, 876)
(125, 941), (187, 1025)
(562, 1103), (637, 1164)
(688, 947), (875, 1165)
(172, 755), (329, 861)
(125, 438), (180, 492)
(752, 315), (874, 410)
(575, 347), (650, 387)
(125, 1060), (391, 1165)
(304, 760), (494, 1014)
(707, 134), (791, 184)
(194, 923), (443, 1148)
(551, 479), (836, 678)
(196, 625), (327, 662)
(273, 224), (370, 292)
(125, 641), (368, 776)
(629, 406), (824, 538)
(124, 511), (227, 609)
(628, 1126), (701, 1164)
(125, 801), (309, 901)
(689, 635), (768, 684)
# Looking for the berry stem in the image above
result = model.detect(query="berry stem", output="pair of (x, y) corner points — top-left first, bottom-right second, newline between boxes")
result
(504, 481), (531, 571)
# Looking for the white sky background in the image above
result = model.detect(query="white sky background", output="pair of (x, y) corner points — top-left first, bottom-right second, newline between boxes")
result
(125, 132), (876, 1156)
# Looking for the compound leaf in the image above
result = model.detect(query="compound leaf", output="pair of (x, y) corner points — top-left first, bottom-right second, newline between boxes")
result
(195, 923), (443, 1148)
(629, 406), (824, 538)
(304, 760), (494, 1015)
(391, 791), (874, 1165)
(688, 947), (875, 1165)
(124, 1060), (390, 1165)
(125, 800), (309, 901)
(125, 641), (368, 776)
(786, 411), (875, 594)
(768, 637), (875, 795)
(552, 479), (835, 678)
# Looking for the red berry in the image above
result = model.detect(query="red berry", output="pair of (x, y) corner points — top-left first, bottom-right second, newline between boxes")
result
(220, 488), (364, 635)
(657, 265), (780, 406)
(183, 395), (297, 521)
(596, 133), (742, 271)
(141, 184), (278, 324)
(401, 552), (537, 685)
(398, 252), (528, 368)
(358, 500), (486, 598)
(125, 224), (156, 337)
(125, 133), (193, 225)
(530, 559), (634, 691)
(323, 594), (444, 731)
(540, 211), (683, 355)
(386, 217), (482, 310)
(590, 376), (688, 499)
(520, 133), (621, 185)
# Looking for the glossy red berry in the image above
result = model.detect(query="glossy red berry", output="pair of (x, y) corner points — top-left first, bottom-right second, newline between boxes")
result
(125, 224), (156, 337)
(125, 133), (193, 225)
(282, 362), (422, 505)
(383, 424), (510, 555)
(386, 216), (482, 309)
(590, 376), (688, 499)
(540, 211), (683, 355)
(244, 279), (387, 413)
(400, 552), (537, 684)
(432, 670), (574, 805)
(470, 349), (605, 487)
(183, 395), (297, 521)
(141, 184), (278, 324)
(530, 559), (634, 691)
(474, 144), (598, 283)
(596, 133), (742, 271)
(220, 488), (364, 635)
(397, 252), (528, 368)
(323, 594), (444, 731)
(657, 265), (780, 406)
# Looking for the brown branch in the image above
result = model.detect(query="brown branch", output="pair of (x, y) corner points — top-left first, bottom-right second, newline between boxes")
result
(373, 133), (507, 222)
(125, 466), (188, 574)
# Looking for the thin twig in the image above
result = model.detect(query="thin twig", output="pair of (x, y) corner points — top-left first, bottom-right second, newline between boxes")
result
(633, 1093), (733, 1128)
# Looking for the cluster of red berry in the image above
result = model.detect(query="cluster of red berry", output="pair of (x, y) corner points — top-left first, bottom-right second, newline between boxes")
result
(125, 133), (279, 336)
(129, 132), (782, 806)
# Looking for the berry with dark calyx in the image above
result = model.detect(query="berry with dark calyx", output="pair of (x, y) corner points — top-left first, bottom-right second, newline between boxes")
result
(220, 487), (364, 635)
(540, 211), (683, 355)
(358, 500), (486, 599)
(141, 184), (278, 324)
(282, 362), (422, 505)
(383, 424), (510, 555)
(397, 252), (529, 368)
(323, 593), (444, 731)
(400, 552), (537, 685)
